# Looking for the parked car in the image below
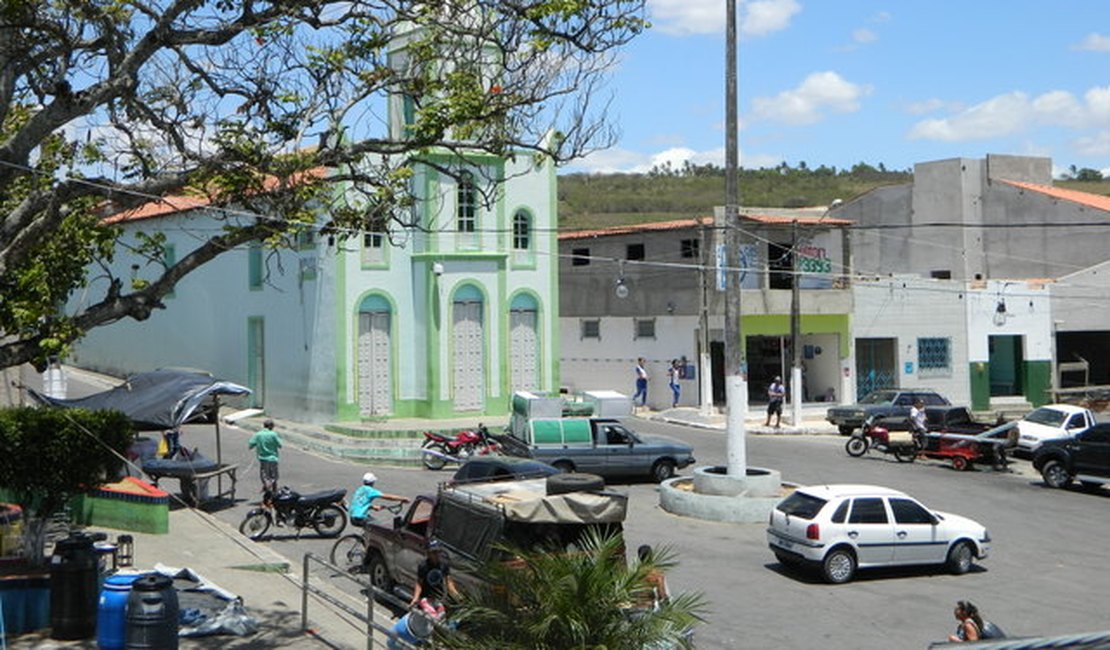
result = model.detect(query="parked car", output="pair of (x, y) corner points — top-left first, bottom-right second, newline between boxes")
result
(503, 417), (695, 482)
(450, 456), (559, 485)
(826, 389), (952, 435)
(874, 405), (1000, 435)
(1032, 422), (1110, 489)
(1014, 404), (1096, 458)
(766, 484), (991, 584)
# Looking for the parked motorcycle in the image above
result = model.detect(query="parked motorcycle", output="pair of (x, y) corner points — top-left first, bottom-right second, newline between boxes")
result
(421, 424), (500, 470)
(238, 485), (348, 540)
(844, 417), (920, 463)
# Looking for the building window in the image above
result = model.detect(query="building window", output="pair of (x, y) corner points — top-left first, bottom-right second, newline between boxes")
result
(512, 211), (531, 250)
(248, 243), (263, 290)
(634, 318), (656, 340)
(457, 172), (477, 233)
(362, 214), (387, 266)
(296, 229), (315, 250)
(626, 243), (645, 260)
(681, 239), (700, 259)
(930, 270), (952, 279)
(571, 247), (590, 266)
(918, 337), (951, 373)
(581, 319), (600, 340)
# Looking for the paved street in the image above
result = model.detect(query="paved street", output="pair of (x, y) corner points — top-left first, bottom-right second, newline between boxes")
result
(182, 416), (1110, 650)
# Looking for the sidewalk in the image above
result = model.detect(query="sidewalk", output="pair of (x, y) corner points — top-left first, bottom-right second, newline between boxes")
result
(650, 404), (839, 435)
(13, 507), (379, 649)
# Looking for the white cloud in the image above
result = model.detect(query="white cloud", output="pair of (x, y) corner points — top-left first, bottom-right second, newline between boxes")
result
(566, 145), (781, 174)
(903, 98), (960, 115)
(852, 28), (877, 44)
(907, 86), (1110, 142)
(1074, 131), (1110, 155)
(751, 71), (870, 125)
(648, 0), (799, 37)
(741, 0), (801, 36)
(1074, 33), (1110, 51)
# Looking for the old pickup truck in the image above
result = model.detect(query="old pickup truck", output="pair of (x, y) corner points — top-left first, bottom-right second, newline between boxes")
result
(361, 475), (626, 603)
(503, 417), (695, 483)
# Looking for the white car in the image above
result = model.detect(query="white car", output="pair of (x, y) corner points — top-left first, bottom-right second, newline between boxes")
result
(766, 484), (990, 584)
(1015, 404), (1095, 456)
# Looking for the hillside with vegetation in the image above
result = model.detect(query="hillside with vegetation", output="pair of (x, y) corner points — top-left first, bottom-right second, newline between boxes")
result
(557, 161), (1110, 231)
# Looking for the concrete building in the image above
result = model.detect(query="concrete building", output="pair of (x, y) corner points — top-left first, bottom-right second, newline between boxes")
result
(558, 209), (854, 410)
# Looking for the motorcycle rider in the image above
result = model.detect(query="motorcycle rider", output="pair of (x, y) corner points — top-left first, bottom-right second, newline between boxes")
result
(909, 398), (929, 450)
(350, 472), (408, 528)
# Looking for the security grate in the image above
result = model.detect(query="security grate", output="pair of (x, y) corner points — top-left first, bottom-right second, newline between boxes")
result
(917, 337), (951, 371)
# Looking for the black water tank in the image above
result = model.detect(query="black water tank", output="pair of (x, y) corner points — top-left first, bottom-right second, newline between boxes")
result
(49, 533), (99, 640)
(124, 573), (179, 650)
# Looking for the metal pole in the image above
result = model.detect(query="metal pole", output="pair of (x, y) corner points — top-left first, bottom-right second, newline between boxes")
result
(724, 0), (747, 476)
(791, 220), (803, 427)
(214, 396), (223, 496)
(699, 221), (713, 416)
(301, 554), (309, 632)
(366, 577), (374, 650)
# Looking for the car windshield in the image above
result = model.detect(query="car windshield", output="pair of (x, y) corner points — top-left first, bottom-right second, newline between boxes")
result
(776, 492), (827, 520)
(859, 390), (897, 405)
(1024, 407), (1067, 427)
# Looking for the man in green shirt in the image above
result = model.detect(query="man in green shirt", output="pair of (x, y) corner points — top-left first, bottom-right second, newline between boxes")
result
(248, 419), (282, 491)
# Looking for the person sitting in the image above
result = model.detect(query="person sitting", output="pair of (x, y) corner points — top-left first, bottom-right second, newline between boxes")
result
(349, 472), (408, 528)
(909, 399), (929, 449)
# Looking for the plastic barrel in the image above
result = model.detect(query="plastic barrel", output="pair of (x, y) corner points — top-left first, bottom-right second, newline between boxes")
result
(97, 573), (142, 650)
(124, 574), (179, 650)
(50, 533), (99, 640)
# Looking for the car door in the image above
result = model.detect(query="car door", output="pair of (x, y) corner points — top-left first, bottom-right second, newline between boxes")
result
(845, 497), (895, 566)
(889, 497), (947, 565)
(1073, 424), (1110, 477)
(393, 497), (436, 589)
(598, 422), (642, 477)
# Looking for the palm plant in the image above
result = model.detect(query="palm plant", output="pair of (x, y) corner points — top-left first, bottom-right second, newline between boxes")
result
(435, 528), (706, 649)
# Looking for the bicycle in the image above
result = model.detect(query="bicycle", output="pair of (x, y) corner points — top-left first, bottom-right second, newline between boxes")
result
(330, 500), (406, 573)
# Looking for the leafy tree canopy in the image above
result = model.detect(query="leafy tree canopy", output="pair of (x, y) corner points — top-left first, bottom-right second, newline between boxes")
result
(0, 0), (647, 369)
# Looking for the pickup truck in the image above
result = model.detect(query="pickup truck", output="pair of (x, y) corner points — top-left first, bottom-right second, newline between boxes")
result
(875, 406), (1001, 435)
(1033, 422), (1110, 489)
(503, 417), (695, 482)
(361, 475), (627, 602)
(1014, 404), (1097, 458)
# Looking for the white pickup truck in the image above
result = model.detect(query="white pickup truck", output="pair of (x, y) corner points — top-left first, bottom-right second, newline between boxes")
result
(1014, 404), (1097, 457)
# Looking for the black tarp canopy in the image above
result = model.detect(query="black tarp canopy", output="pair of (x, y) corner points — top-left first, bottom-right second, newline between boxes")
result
(30, 368), (251, 431)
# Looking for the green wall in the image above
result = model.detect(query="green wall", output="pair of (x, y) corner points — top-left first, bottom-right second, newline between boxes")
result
(968, 359), (1051, 410)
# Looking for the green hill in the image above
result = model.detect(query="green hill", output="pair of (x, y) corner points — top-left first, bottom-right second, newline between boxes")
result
(556, 162), (1110, 231)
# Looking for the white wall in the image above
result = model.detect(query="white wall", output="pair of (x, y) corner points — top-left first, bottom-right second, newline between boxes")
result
(965, 279), (1053, 362)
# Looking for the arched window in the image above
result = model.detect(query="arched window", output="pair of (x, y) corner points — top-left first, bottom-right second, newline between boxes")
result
(512, 211), (531, 250)
(457, 172), (476, 233)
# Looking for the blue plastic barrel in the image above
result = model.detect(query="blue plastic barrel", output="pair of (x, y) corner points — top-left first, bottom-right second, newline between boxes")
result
(124, 574), (178, 650)
(97, 573), (142, 650)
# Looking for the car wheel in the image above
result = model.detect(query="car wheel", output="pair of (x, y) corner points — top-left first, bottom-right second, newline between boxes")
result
(838, 425), (855, 436)
(821, 547), (856, 584)
(651, 459), (677, 483)
(422, 442), (449, 471)
(547, 472), (605, 495)
(552, 460), (575, 474)
(366, 550), (394, 593)
(951, 456), (969, 471)
(313, 505), (347, 538)
(845, 437), (868, 457)
(1041, 460), (1072, 489)
(947, 541), (974, 575)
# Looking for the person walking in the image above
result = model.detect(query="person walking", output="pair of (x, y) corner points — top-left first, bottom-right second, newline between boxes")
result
(248, 418), (282, 491)
(632, 358), (649, 408)
(947, 600), (1005, 642)
(765, 376), (785, 428)
(667, 360), (682, 409)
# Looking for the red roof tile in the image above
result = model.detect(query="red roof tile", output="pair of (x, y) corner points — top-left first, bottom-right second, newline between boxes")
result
(998, 179), (1110, 212)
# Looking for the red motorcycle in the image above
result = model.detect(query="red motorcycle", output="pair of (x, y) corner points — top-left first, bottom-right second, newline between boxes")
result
(421, 424), (499, 470)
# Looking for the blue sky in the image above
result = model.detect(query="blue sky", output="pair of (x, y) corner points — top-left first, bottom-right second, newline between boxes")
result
(567, 0), (1110, 177)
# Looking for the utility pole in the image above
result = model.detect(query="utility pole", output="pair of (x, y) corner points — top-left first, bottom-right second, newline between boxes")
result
(790, 220), (803, 427)
(698, 221), (713, 416)
(724, 0), (747, 476)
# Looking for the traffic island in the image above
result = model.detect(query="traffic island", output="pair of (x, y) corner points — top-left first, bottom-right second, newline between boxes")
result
(659, 466), (796, 524)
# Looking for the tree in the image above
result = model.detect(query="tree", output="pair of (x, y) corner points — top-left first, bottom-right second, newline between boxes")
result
(0, 0), (647, 370)
(436, 529), (706, 650)
(0, 407), (133, 564)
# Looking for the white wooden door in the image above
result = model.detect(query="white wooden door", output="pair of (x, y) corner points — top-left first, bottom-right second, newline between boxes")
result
(510, 308), (538, 392)
(358, 312), (392, 416)
(452, 301), (485, 411)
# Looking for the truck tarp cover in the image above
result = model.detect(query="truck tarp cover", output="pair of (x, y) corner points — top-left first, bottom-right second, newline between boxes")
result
(29, 368), (250, 431)
(447, 478), (627, 524)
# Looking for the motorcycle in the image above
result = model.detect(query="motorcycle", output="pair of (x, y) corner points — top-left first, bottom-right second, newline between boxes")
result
(238, 485), (348, 540)
(421, 424), (500, 470)
(844, 417), (921, 463)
